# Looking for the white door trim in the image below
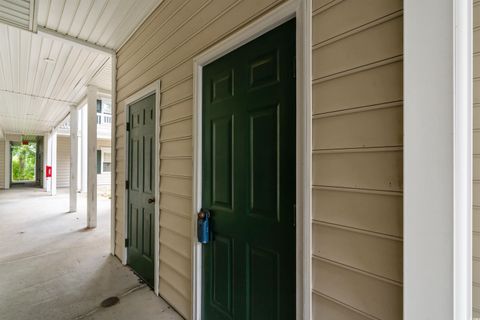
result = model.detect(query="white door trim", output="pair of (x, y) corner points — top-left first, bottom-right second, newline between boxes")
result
(122, 80), (162, 296)
(192, 1), (312, 319)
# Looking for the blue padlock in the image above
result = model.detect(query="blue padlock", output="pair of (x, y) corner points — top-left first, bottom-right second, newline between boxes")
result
(197, 209), (210, 244)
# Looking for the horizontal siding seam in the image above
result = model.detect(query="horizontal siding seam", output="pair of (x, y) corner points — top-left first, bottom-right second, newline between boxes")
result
(161, 136), (192, 143)
(161, 115), (193, 126)
(161, 97), (193, 111)
(160, 173), (192, 180)
(159, 221), (190, 239)
(119, 0), (213, 77)
(160, 190), (192, 199)
(312, 0), (343, 16)
(313, 100), (403, 119)
(312, 10), (403, 50)
(161, 96), (194, 109)
(161, 75), (193, 93)
(159, 239), (191, 260)
(117, 0), (242, 85)
(312, 255), (403, 287)
(312, 219), (403, 241)
(159, 257), (191, 280)
(160, 156), (192, 160)
(118, 0), (191, 62)
(312, 289), (382, 320)
(312, 55), (403, 85)
(312, 146), (403, 154)
(159, 276), (192, 305)
(160, 206), (192, 220)
(312, 184), (403, 196)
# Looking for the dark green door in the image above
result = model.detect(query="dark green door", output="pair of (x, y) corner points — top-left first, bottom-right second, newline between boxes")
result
(202, 20), (296, 320)
(127, 94), (156, 287)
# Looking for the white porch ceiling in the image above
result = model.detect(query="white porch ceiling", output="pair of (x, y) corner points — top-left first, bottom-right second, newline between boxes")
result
(0, 0), (163, 136)
(37, 0), (163, 50)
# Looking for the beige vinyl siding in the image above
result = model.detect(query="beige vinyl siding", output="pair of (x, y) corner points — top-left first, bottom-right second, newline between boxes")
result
(0, 140), (4, 189)
(311, 0), (403, 319)
(57, 136), (70, 188)
(116, 0), (289, 317)
(473, 1), (480, 316)
(116, 0), (404, 318)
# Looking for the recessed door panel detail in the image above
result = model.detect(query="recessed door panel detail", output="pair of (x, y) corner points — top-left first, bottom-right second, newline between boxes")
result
(143, 136), (154, 193)
(211, 70), (234, 103)
(212, 116), (234, 209)
(249, 50), (279, 88)
(249, 106), (279, 221)
(249, 247), (280, 320)
(127, 94), (156, 287)
(211, 235), (234, 317)
(142, 209), (153, 259)
(202, 20), (296, 320)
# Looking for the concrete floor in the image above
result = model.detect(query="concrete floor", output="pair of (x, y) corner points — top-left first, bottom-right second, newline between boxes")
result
(0, 187), (182, 320)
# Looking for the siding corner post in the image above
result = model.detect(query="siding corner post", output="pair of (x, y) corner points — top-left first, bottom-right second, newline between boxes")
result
(404, 0), (472, 318)
(87, 85), (98, 228)
(110, 53), (117, 256)
(69, 105), (79, 213)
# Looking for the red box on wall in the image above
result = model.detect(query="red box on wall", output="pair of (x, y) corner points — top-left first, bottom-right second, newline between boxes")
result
(46, 166), (52, 178)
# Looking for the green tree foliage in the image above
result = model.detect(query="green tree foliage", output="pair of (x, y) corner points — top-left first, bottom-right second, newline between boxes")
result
(12, 143), (36, 182)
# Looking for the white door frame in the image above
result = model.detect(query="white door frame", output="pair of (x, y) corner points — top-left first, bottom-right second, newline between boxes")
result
(122, 80), (162, 296)
(192, 1), (312, 319)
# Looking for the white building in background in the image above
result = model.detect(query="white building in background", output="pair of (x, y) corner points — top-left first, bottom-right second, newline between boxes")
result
(57, 98), (112, 190)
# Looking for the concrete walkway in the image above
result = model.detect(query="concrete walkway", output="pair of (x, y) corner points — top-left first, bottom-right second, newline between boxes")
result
(0, 187), (182, 320)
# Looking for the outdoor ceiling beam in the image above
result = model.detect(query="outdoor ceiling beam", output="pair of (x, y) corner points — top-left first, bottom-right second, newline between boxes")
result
(37, 26), (115, 56)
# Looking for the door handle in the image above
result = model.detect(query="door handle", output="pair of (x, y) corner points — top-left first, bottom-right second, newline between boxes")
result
(147, 198), (155, 204)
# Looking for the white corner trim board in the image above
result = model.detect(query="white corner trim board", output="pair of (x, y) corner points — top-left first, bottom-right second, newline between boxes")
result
(191, 0), (312, 319)
(122, 80), (162, 296)
(111, 53), (117, 257)
(404, 0), (472, 319)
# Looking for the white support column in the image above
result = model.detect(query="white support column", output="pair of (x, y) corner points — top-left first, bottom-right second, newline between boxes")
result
(70, 106), (78, 212)
(45, 133), (51, 193)
(404, 0), (472, 319)
(81, 105), (88, 193)
(87, 86), (98, 228)
(51, 129), (57, 196)
(77, 122), (82, 192)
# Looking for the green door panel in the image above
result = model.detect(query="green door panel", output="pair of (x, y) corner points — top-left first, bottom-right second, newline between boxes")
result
(202, 19), (296, 320)
(127, 94), (155, 287)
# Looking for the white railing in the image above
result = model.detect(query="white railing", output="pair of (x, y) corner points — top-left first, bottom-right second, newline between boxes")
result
(97, 114), (112, 125)
(58, 114), (111, 138)
(59, 119), (70, 130)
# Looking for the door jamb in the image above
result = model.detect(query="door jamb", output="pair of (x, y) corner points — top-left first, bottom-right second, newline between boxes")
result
(192, 1), (312, 319)
(122, 80), (161, 296)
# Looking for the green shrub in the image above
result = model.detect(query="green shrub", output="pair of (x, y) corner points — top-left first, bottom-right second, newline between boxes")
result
(12, 143), (36, 182)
